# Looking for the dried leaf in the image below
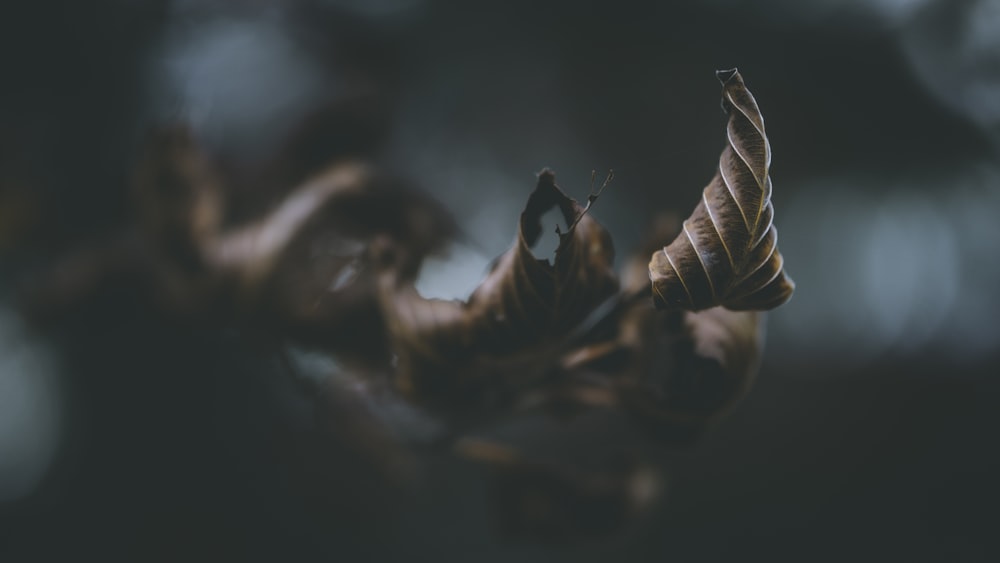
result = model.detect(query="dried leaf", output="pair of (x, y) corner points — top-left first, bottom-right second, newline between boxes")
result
(446, 73), (793, 427)
(29, 127), (456, 362)
(468, 169), (617, 353)
(194, 153), (455, 357)
(130, 134), (387, 320)
(133, 126), (457, 301)
(376, 170), (618, 410)
(260, 169), (457, 358)
(649, 69), (794, 311)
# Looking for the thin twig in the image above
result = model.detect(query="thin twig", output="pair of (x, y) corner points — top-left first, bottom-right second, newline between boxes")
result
(566, 169), (614, 234)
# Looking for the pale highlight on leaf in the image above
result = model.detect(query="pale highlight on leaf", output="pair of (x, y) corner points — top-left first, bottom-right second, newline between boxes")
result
(208, 161), (371, 291)
(649, 69), (794, 311)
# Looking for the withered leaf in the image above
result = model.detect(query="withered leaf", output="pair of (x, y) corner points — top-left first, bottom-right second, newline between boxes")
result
(376, 170), (618, 409)
(30, 126), (456, 362)
(131, 131), (388, 321)
(649, 69), (794, 311)
(468, 170), (617, 352)
(188, 148), (455, 358)
(260, 167), (457, 358)
(139, 128), (455, 303)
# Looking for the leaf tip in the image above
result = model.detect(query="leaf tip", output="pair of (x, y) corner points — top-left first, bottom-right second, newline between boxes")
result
(536, 168), (557, 184)
(715, 68), (740, 85)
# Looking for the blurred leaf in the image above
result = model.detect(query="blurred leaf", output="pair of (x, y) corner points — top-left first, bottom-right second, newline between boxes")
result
(649, 69), (794, 312)
(15, 61), (803, 543)
(208, 160), (376, 293)
(29, 127), (456, 362)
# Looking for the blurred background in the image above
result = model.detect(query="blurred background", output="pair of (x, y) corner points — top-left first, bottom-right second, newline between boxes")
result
(1, 0), (998, 561)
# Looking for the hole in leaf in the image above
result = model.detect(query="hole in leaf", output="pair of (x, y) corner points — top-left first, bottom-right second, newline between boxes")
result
(533, 206), (568, 262)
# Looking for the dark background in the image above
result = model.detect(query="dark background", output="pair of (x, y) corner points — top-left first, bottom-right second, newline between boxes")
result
(2, 0), (998, 561)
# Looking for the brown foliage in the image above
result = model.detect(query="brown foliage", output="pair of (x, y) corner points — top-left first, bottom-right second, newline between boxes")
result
(22, 69), (794, 540)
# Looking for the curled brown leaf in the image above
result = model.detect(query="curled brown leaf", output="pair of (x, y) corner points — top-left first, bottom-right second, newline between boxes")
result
(649, 69), (794, 311)
(29, 126), (456, 362)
